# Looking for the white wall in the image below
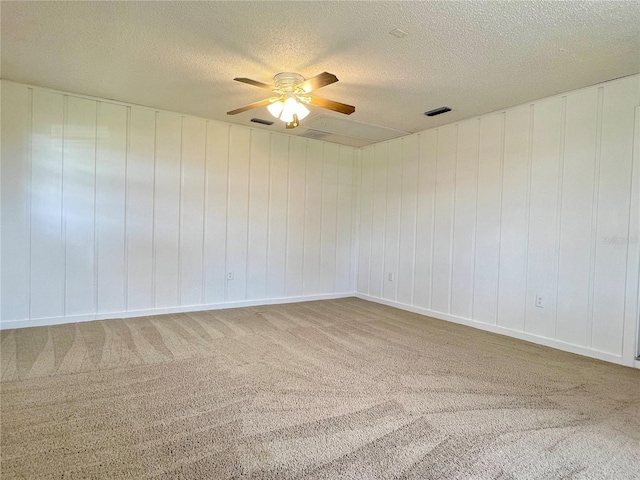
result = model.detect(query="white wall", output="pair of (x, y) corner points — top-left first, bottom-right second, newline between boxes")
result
(356, 75), (640, 367)
(2, 76), (638, 369)
(0, 81), (358, 328)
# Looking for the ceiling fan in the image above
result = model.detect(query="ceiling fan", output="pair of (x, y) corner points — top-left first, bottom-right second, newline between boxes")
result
(227, 72), (355, 129)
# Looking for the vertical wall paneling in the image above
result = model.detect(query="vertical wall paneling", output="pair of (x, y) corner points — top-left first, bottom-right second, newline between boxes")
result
(1, 81), (355, 329)
(126, 107), (156, 311)
(3, 77), (639, 369)
(555, 89), (598, 346)
(320, 143), (339, 293)
(1, 83), (31, 321)
(354, 75), (640, 368)
(451, 120), (479, 319)
(413, 131), (437, 309)
(285, 137), (307, 295)
(179, 116), (206, 306)
(64, 96), (97, 316)
(357, 146), (374, 294)
(203, 122), (229, 304)
(30, 90), (64, 319)
(586, 89), (604, 350)
(96, 102), (128, 313)
(152, 112), (181, 308)
(336, 146), (354, 292)
(431, 125), (457, 314)
(397, 135), (419, 305)
(369, 142), (388, 298)
(349, 149), (361, 293)
(472, 114), (504, 324)
(623, 105), (640, 362)
(382, 139), (402, 301)
(226, 126), (251, 302)
(266, 134), (289, 298)
(285, 136), (307, 296)
(591, 77), (638, 355)
(497, 106), (531, 331)
(246, 130), (270, 300)
(525, 97), (562, 338)
(303, 141), (323, 295)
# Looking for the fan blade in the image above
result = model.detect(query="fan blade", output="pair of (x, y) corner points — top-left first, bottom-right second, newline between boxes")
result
(234, 78), (275, 91)
(298, 72), (338, 93)
(308, 96), (355, 115)
(227, 98), (272, 115)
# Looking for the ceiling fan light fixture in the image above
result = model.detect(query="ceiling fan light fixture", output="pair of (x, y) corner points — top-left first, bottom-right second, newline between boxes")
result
(267, 100), (284, 118)
(229, 71), (355, 126)
(295, 101), (310, 120)
(267, 96), (308, 125)
(280, 96), (300, 123)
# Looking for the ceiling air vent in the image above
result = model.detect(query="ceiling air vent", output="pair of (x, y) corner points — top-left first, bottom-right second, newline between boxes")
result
(251, 118), (274, 125)
(299, 129), (330, 140)
(424, 107), (451, 117)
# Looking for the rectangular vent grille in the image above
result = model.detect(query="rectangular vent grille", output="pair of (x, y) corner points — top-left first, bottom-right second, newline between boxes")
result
(251, 118), (274, 125)
(424, 107), (451, 117)
(298, 129), (330, 140)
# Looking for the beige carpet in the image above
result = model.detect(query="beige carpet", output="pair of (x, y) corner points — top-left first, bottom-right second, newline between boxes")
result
(1, 298), (639, 479)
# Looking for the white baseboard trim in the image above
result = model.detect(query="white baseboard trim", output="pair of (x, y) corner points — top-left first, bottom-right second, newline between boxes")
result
(3, 292), (637, 370)
(0, 293), (356, 330)
(355, 293), (636, 369)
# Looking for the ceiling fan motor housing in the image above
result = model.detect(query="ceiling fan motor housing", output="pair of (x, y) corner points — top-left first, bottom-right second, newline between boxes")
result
(273, 72), (305, 93)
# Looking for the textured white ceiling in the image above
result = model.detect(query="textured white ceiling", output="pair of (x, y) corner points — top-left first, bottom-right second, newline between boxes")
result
(2, 1), (639, 143)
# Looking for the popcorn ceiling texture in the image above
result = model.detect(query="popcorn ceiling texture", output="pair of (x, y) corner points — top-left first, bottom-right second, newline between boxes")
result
(2, 1), (639, 138)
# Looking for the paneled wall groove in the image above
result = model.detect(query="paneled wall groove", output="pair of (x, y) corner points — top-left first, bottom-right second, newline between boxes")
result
(61, 95), (67, 317)
(200, 119), (209, 305)
(318, 143), (324, 293)
(176, 116), (183, 307)
(410, 137), (420, 306)
(587, 88), (604, 349)
(394, 139), (405, 302)
(522, 105), (535, 334)
(428, 132), (438, 310)
(123, 106), (131, 311)
(151, 111), (158, 309)
(264, 135), (272, 295)
(448, 126), (459, 314)
(469, 121), (480, 320)
(282, 139), (291, 295)
(222, 124), (231, 303)
(494, 113), (506, 325)
(552, 97), (568, 340)
(27, 87), (34, 320)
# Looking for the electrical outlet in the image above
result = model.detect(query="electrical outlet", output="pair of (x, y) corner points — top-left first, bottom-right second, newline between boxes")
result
(535, 294), (544, 308)
(227, 272), (234, 281)
(388, 273), (394, 282)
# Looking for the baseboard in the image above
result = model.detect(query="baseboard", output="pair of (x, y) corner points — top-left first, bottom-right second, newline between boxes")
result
(3, 292), (637, 370)
(0, 292), (356, 330)
(355, 293), (635, 369)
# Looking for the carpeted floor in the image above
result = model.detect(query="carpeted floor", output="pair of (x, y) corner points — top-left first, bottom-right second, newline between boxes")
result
(1, 298), (639, 479)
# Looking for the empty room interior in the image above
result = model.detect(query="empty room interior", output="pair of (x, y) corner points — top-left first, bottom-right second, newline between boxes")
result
(2, 1), (640, 478)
